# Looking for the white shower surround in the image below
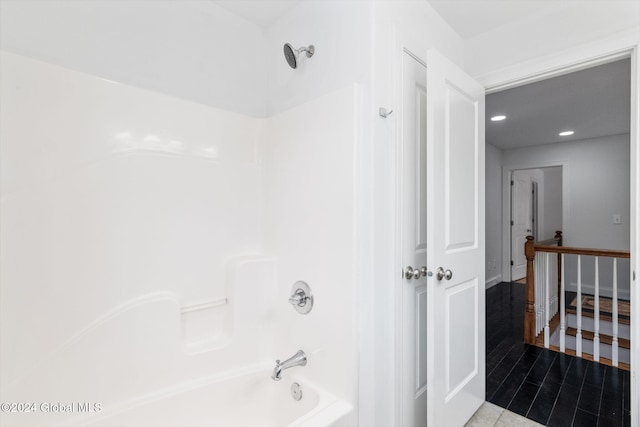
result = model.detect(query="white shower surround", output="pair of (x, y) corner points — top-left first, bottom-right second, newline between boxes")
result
(0, 51), (358, 426)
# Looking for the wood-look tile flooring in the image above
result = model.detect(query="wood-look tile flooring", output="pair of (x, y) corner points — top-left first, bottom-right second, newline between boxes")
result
(485, 282), (631, 426)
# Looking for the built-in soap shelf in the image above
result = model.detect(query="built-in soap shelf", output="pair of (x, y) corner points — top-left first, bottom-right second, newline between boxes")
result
(180, 298), (228, 314)
(181, 297), (231, 354)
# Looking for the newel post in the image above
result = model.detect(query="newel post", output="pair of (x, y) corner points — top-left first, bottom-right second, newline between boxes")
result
(524, 235), (536, 344)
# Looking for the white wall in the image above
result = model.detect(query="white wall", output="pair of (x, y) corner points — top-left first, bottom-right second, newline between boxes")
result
(0, 0), (268, 117)
(485, 143), (503, 287)
(465, 1), (640, 84)
(502, 134), (631, 296)
(264, 86), (359, 421)
(260, 4), (373, 423)
(265, 1), (372, 116)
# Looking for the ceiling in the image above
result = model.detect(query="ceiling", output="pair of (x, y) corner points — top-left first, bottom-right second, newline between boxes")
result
(207, 1), (631, 151)
(428, 0), (560, 39)
(486, 59), (630, 150)
(217, 0), (559, 34)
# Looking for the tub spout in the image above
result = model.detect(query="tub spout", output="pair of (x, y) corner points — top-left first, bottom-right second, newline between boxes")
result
(271, 350), (307, 381)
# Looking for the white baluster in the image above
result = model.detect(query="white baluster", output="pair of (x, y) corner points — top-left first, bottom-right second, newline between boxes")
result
(612, 258), (619, 367)
(577, 255), (582, 356)
(593, 257), (600, 361)
(560, 253), (566, 352)
(552, 253), (558, 316)
(544, 253), (550, 348)
(535, 255), (541, 334)
(533, 255), (537, 333)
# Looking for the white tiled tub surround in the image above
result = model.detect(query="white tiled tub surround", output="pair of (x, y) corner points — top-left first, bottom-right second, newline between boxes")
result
(0, 51), (357, 426)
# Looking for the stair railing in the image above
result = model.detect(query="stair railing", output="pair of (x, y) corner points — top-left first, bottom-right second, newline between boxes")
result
(524, 233), (631, 368)
(524, 231), (562, 346)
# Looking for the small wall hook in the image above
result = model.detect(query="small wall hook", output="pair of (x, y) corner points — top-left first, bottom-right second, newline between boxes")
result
(379, 107), (394, 118)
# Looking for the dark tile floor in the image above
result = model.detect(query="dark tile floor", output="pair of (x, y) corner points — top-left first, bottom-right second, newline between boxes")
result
(486, 281), (631, 426)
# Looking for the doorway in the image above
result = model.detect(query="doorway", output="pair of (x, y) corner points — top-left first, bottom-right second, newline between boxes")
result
(485, 50), (636, 426)
(510, 167), (563, 282)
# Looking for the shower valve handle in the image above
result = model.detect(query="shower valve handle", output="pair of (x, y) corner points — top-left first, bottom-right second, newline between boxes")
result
(289, 289), (308, 307)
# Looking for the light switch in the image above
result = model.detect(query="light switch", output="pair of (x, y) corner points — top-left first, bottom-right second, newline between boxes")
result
(613, 214), (621, 224)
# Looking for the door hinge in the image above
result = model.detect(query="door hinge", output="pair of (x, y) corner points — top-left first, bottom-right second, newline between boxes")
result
(511, 220), (514, 226)
(511, 180), (514, 186)
(510, 260), (514, 266)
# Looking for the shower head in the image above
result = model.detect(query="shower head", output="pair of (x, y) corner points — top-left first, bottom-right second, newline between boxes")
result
(283, 43), (315, 69)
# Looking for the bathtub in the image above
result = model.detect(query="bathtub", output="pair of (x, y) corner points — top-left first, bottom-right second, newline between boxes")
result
(78, 364), (352, 427)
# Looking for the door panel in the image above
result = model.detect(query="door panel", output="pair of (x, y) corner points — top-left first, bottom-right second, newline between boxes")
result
(426, 49), (485, 427)
(511, 171), (533, 280)
(445, 83), (478, 251)
(445, 279), (478, 400)
(400, 49), (428, 427)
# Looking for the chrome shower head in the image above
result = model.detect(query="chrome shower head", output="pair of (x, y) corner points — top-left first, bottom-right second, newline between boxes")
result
(283, 43), (315, 69)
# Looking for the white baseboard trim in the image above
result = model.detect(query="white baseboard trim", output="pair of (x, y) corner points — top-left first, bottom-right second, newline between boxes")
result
(486, 274), (502, 289)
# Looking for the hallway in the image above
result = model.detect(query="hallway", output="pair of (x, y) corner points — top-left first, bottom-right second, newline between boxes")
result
(486, 282), (631, 426)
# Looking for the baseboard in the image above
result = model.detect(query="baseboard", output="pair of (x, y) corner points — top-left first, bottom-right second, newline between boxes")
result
(486, 274), (502, 289)
(565, 282), (631, 301)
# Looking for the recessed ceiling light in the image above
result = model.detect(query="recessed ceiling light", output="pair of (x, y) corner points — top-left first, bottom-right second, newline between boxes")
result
(559, 130), (575, 136)
(491, 115), (506, 122)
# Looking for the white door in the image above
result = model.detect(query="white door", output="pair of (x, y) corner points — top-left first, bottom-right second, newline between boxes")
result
(425, 49), (485, 427)
(399, 49), (429, 427)
(511, 171), (533, 280)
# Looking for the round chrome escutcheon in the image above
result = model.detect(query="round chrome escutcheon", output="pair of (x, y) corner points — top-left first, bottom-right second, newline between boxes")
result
(291, 382), (303, 401)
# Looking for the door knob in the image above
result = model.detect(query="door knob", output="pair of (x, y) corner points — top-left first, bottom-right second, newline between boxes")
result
(436, 267), (453, 281)
(404, 266), (421, 280)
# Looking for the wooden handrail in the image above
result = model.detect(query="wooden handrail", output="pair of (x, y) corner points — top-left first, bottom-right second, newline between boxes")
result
(524, 232), (630, 345)
(532, 245), (630, 258)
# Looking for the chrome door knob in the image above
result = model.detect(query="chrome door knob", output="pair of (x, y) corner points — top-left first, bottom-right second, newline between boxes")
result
(420, 266), (432, 277)
(404, 266), (421, 280)
(436, 267), (453, 281)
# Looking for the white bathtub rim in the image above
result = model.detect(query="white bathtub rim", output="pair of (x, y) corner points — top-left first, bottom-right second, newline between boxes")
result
(289, 399), (354, 427)
(61, 361), (343, 427)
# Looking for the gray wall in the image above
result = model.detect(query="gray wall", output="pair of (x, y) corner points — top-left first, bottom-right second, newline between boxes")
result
(500, 134), (631, 298)
(485, 143), (503, 287)
(542, 167), (563, 240)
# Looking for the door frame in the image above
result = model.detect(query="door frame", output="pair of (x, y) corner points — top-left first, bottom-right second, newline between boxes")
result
(501, 163), (568, 282)
(487, 41), (639, 426)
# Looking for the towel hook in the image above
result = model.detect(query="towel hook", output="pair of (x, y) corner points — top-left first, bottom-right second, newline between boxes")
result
(379, 107), (394, 118)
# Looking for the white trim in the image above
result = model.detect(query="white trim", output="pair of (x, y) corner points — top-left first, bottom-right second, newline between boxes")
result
(478, 27), (640, 93)
(485, 274), (502, 289)
(629, 42), (640, 427)
(487, 37), (639, 427)
(501, 162), (568, 283)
